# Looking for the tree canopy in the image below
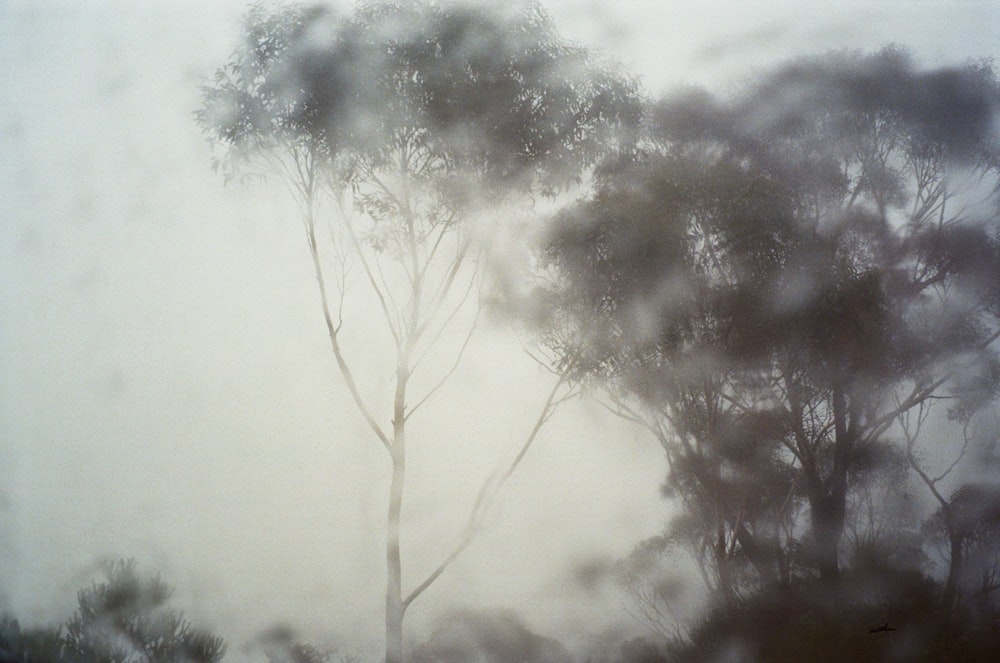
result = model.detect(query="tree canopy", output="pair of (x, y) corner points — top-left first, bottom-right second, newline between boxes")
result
(197, 0), (640, 196)
(537, 47), (1000, 596)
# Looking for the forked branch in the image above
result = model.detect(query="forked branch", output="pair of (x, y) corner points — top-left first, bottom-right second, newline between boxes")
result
(402, 374), (572, 610)
(306, 217), (392, 455)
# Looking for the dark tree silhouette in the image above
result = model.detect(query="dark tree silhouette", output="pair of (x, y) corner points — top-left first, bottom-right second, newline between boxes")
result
(664, 570), (942, 663)
(196, 3), (640, 661)
(0, 616), (64, 663)
(661, 48), (1000, 582)
(537, 45), (1000, 599)
(63, 559), (225, 663)
(537, 150), (808, 598)
(922, 474), (1000, 621)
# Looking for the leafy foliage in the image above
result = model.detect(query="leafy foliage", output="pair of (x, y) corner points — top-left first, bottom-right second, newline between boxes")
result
(197, 0), (641, 196)
(0, 561), (225, 663)
(537, 45), (1000, 601)
(0, 616), (65, 663)
(63, 559), (225, 663)
(663, 570), (966, 663)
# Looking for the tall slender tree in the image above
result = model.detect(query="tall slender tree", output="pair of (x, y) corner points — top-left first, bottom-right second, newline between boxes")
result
(197, 3), (639, 661)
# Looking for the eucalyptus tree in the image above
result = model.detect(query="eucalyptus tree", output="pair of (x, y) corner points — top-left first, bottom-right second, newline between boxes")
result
(671, 48), (1000, 581)
(538, 47), (1000, 589)
(197, 3), (639, 661)
(539, 149), (803, 603)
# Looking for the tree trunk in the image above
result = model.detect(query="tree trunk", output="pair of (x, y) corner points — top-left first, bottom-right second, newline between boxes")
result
(942, 528), (963, 618)
(385, 449), (405, 663)
(802, 465), (846, 581)
(810, 494), (845, 581)
(735, 525), (780, 587)
(714, 525), (736, 607)
(807, 384), (852, 582)
(386, 367), (408, 663)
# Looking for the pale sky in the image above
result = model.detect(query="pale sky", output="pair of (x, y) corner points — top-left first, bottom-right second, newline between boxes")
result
(2, 0), (999, 659)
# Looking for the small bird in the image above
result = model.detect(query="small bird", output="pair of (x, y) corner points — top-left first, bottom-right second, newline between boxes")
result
(868, 622), (896, 634)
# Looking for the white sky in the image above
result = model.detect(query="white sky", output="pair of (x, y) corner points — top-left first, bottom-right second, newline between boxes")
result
(1, 0), (999, 658)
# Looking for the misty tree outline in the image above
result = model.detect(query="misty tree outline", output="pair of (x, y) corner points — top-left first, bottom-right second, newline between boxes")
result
(62, 558), (226, 663)
(195, 2), (640, 662)
(535, 45), (1000, 609)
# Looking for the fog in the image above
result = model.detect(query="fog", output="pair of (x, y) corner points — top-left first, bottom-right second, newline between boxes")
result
(2, 1), (999, 661)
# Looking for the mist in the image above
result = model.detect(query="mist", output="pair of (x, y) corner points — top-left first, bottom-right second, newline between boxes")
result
(2, 1), (1000, 662)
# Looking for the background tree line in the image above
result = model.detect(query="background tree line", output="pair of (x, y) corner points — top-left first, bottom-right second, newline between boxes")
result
(1, 559), (227, 663)
(0, 560), (368, 663)
(537, 46), (1000, 661)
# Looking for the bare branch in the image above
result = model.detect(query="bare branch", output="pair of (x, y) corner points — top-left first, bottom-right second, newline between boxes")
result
(415, 236), (475, 341)
(931, 419), (972, 484)
(902, 400), (950, 508)
(306, 218), (392, 455)
(403, 374), (571, 609)
(335, 194), (403, 344)
(406, 309), (480, 421)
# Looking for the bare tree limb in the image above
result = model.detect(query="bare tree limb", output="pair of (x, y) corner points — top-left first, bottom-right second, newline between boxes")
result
(306, 217), (392, 455)
(403, 374), (570, 609)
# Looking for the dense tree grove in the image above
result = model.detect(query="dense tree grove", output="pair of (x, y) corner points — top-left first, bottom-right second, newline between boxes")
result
(537, 47), (1000, 659)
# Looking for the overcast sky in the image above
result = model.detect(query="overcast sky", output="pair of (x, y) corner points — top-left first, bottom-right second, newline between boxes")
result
(2, 0), (999, 658)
